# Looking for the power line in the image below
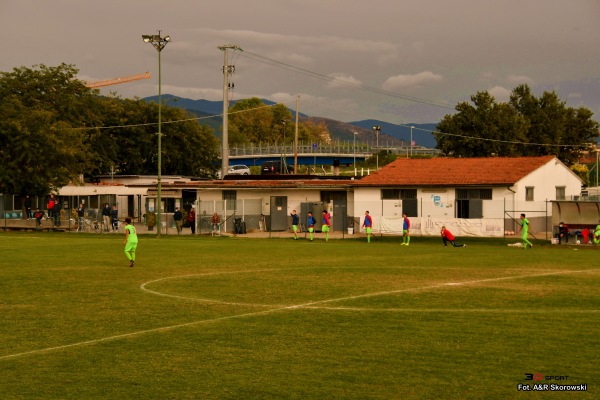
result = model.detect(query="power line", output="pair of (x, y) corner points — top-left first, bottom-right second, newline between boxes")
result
(298, 98), (588, 148)
(240, 50), (455, 110)
(66, 100), (298, 132)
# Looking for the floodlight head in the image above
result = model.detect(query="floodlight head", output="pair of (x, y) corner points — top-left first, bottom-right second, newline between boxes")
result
(164, 36), (171, 42)
(142, 35), (152, 43)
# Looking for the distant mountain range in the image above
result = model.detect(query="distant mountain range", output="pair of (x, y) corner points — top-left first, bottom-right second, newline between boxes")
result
(144, 95), (439, 148)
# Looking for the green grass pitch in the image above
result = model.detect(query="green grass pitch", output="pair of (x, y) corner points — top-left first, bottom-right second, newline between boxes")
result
(0, 232), (598, 399)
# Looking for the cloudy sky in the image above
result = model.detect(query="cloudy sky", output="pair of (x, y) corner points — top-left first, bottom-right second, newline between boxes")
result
(1, 0), (599, 125)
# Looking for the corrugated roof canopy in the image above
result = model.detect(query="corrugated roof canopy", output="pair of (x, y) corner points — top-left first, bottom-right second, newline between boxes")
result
(57, 185), (149, 196)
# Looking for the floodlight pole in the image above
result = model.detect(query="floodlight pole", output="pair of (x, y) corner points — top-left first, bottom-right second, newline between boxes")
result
(142, 31), (170, 237)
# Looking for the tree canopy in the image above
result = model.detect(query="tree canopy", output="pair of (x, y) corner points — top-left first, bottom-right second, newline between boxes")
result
(0, 64), (219, 196)
(227, 97), (330, 146)
(435, 84), (599, 165)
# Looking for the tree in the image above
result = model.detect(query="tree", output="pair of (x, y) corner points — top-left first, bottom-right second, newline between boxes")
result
(0, 64), (221, 196)
(0, 64), (91, 195)
(227, 97), (329, 145)
(228, 98), (273, 145)
(435, 85), (599, 164)
(510, 85), (599, 165)
(90, 97), (219, 177)
(436, 91), (529, 157)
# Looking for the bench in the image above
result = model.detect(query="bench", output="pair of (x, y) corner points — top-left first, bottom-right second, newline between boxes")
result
(553, 223), (597, 244)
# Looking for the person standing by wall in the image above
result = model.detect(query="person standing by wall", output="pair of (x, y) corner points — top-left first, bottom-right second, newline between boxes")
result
(123, 217), (138, 267)
(440, 226), (466, 247)
(322, 210), (331, 242)
(173, 207), (183, 235)
(307, 212), (316, 241)
(211, 212), (221, 235)
(47, 194), (56, 225)
(111, 205), (119, 232)
(188, 207), (196, 234)
(362, 210), (373, 243)
(102, 203), (112, 232)
(401, 213), (411, 246)
(24, 195), (33, 220)
(518, 213), (533, 249)
(291, 210), (299, 240)
(53, 197), (62, 227)
(76, 203), (85, 232)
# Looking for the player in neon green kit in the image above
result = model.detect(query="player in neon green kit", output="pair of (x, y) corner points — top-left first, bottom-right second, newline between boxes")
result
(594, 220), (600, 245)
(123, 217), (138, 267)
(519, 213), (533, 249)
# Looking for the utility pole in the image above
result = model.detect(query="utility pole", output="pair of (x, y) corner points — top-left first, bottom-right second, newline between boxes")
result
(218, 44), (242, 179)
(372, 125), (381, 170)
(410, 125), (414, 157)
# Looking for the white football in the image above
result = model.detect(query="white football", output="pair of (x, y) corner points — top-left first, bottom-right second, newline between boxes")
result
(576, 240), (581, 244)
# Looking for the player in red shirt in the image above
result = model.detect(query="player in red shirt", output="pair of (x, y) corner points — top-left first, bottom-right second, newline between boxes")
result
(441, 226), (466, 247)
(322, 210), (331, 242)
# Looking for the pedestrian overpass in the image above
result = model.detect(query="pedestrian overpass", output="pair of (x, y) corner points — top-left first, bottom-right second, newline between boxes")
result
(227, 143), (439, 167)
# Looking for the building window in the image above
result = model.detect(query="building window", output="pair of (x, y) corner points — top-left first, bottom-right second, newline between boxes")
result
(381, 189), (400, 199)
(556, 186), (566, 200)
(525, 187), (534, 201)
(381, 189), (417, 200)
(456, 188), (492, 200)
(222, 190), (237, 210)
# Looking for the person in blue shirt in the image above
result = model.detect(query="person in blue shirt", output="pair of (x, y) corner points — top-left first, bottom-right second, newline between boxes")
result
(307, 212), (316, 241)
(362, 210), (373, 243)
(291, 210), (300, 240)
(401, 213), (411, 246)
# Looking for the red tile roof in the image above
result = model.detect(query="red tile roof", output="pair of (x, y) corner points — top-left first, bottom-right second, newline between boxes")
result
(358, 156), (556, 187)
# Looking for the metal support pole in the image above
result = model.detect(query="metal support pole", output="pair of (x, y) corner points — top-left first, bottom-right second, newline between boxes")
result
(218, 44), (242, 180)
(142, 31), (170, 237)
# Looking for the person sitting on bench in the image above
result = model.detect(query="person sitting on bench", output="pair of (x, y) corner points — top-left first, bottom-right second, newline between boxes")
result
(557, 222), (569, 244)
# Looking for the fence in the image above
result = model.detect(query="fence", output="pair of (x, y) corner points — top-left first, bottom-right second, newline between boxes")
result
(351, 199), (552, 239)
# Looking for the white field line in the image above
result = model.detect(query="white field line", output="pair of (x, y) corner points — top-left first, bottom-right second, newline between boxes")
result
(1, 268), (598, 361)
(303, 307), (600, 313)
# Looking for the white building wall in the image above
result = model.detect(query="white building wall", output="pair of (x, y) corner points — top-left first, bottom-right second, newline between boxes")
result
(513, 158), (582, 204)
(420, 189), (453, 218)
(196, 188), (325, 216)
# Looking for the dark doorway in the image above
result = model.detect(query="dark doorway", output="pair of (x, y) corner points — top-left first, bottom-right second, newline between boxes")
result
(270, 196), (288, 231)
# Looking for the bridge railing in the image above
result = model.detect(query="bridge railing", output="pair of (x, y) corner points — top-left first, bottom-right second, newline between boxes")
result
(226, 141), (440, 157)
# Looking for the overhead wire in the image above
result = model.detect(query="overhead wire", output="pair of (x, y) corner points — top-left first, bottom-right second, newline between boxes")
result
(67, 99), (298, 132)
(240, 50), (454, 110)
(63, 48), (588, 149)
(299, 98), (586, 149)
